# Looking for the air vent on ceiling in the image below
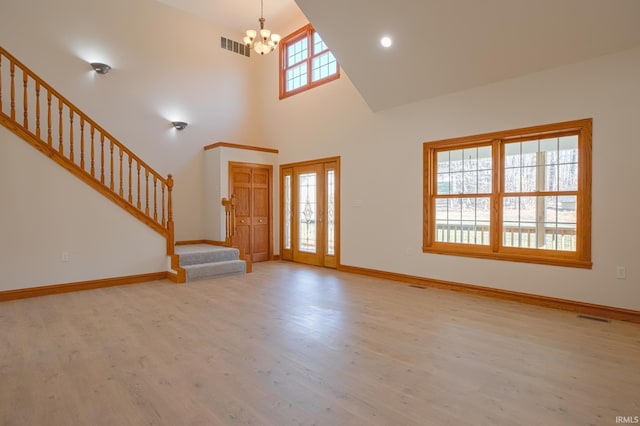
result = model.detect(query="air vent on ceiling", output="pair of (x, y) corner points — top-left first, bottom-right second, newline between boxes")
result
(220, 36), (250, 57)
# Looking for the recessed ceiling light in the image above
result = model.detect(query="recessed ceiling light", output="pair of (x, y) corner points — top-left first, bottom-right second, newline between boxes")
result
(380, 36), (392, 48)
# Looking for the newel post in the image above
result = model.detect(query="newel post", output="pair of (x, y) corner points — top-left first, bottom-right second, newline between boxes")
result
(166, 174), (175, 255)
(221, 194), (237, 246)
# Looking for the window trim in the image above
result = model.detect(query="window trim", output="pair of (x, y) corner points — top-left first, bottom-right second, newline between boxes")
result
(423, 119), (592, 269)
(279, 24), (340, 100)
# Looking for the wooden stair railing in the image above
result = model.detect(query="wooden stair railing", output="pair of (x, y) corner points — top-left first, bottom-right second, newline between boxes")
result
(0, 46), (175, 255)
(221, 195), (252, 272)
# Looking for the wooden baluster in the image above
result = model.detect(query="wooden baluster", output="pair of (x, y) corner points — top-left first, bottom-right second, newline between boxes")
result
(58, 99), (63, 154)
(100, 134), (105, 184)
(22, 72), (28, 128)
(128, 156), (133, 203)
(153, 176), (158, 222)
(47, 91), (52, 146)
(230, 195), (237, 242)
(166, 174), (174, 255)
(80, 117), (85, 170)
(221, 198), (229, 244)
(109, 139), (114, 190)
(222, 198), (230, 245)
(161, 182), (166, 227)
(0, 55), (3, 114)
(30, 80), (40, 139)
(119, 150), (124, 197)
(10, 62), (16, 120)
(226, 205), (231, 244)
(69, 109), (74, 163)
(145, 169), (150, 215)
(35, 81), (41, 139)
(90, 126), (95, 177)
(136, 163), (141, 209)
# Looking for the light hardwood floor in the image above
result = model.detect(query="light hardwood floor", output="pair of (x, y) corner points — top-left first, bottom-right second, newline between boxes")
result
(1, 261), (639, 426)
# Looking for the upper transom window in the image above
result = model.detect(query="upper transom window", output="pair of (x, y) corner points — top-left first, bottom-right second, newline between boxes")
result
(279, 24), (340, 99)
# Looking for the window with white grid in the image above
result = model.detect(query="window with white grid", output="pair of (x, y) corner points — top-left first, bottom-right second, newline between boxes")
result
(280, 24), (339, 99)
(423, 119), (593, 269)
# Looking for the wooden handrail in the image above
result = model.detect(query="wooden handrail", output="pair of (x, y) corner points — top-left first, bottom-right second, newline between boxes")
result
(0, 45), (174, 254)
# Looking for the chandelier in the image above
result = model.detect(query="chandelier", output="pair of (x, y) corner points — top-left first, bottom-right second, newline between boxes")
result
(244, 0), (281, 55)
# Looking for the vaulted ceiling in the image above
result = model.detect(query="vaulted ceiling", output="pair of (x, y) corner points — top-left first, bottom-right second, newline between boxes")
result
(155, 0), (640, 112)
(153, 0), (296, 33)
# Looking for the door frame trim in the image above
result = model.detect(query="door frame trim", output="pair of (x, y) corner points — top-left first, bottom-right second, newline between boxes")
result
(229, 161), (274, 262)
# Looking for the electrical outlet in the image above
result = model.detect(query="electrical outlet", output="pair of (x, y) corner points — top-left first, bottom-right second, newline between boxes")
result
(61, 252), (71, 262)
(616, 266), (626, 280)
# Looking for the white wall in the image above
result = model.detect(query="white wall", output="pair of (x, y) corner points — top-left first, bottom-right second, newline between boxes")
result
(0, 126), (167, 291)
(258, 15), (640, 311)
(203, 147), (223, 241)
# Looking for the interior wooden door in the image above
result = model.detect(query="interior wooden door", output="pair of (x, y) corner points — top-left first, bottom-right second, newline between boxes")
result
(251, 167), (270, 262)
(230, 163), (272, 262)
(281, 158), (339, 268)
(231, 166), (252, 259)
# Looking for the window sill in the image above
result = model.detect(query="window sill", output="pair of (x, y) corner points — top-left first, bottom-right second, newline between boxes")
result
(422, 246), (593, 269)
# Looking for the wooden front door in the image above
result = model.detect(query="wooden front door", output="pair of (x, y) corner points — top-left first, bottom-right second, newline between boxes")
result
(281, 157), (339, 268)
(230, 163), (272, 262)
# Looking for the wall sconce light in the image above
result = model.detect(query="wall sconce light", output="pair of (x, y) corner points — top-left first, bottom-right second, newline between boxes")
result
(172, 121), (188, 130)
(90, 62), (111, 74)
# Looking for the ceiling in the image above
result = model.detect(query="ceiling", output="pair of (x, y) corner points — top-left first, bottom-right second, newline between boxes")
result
(153, 0), (297, 33)
(154, 0), (640, 112)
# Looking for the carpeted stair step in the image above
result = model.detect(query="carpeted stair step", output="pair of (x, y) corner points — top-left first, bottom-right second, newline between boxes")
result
(183, 259), (246, 281)
(174, 244), (246, 282)
(177, 245), (240, 266)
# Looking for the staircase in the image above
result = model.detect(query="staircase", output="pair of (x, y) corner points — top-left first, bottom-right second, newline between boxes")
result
(174, 244), (246, 281)
(0, 45), (249, 286)
(0, 45), (175, 256)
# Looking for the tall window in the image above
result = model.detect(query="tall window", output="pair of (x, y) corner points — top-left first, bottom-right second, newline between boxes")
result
(279, 24), (340, 99)
(423, 119), (592, 268)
